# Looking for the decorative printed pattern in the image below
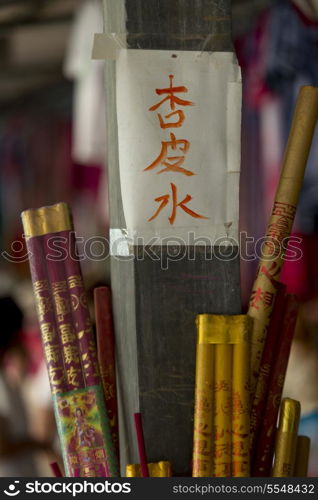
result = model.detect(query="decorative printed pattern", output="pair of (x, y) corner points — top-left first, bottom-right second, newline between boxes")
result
(54, 386), (119, 477)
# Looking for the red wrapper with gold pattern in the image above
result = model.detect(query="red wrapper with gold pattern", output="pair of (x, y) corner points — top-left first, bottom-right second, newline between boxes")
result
(62, 229), (100, 387)
(252, 295), (299, 476)
(43, 232), (85, 391)
(94, 286), (119, 462)
(23, 234), (67, 395)
(250, 283), (287, 455)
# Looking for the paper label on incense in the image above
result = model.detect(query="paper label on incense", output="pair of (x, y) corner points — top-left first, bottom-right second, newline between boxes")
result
(53, 386), (119, 477)
(116, 50), (242, 245)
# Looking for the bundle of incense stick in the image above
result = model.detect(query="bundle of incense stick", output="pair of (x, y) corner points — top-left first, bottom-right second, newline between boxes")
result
(192, 314), (252, 477)
(252, 294), (299, 476)
(22, 202), (119, 477)
(248, 86), (318, 403)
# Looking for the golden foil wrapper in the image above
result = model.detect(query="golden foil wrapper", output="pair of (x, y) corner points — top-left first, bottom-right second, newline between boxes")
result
(197, 315), (250, 345)
(193, 314), (252, 477)
(272, 398), (301, 477)
(126, 461), (172, 477)
(294, 436), (311, 477)
(248, 87), (318, 397)
(22, 202), (73, 239)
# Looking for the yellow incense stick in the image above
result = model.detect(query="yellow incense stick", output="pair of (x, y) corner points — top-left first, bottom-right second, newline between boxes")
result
(192, 341), (214, 477)
(126, 461), (172, 477)
(232, 321), (251, 477)
(272, 398), (301, 477)
(213, 343), (232, 477)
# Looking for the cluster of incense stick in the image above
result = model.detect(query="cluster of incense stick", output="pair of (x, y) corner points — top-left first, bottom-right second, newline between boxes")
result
(192, 85), (318, 477)
(248, 85), (318, 476)
(23, 85), (318, 478)
(22, 204), (119, 478)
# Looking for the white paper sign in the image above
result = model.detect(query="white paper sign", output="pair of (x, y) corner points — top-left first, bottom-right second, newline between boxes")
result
(116, 50), (242, 245)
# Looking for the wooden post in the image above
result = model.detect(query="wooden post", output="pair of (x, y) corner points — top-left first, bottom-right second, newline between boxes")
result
(102, 0), (240, 475)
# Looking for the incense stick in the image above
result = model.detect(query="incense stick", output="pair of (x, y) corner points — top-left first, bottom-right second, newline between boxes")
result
(250, 283), (287, 455)
(213, 343), (232, 477)
(134, 412), (149, 477)
(294, 436), (310, 477)
(272, 399), (300, 477)
(94, 286), (119, 461)
(50, 462), (63, 478)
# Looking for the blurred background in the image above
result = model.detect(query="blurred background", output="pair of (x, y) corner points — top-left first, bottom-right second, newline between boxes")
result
(0, 0), (317, 477)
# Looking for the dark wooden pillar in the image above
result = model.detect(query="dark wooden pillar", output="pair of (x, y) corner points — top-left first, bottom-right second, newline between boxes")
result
(102, 0), (240, 475)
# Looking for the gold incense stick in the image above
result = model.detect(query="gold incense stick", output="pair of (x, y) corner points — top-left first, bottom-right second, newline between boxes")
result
(126, 461), (172, 477)
(213, 343), (232, 477)
(248, 86), (318, 397)
(232, 323), (251, 477)
(192, 340), (214, 477)
(272, 398), (301, 477)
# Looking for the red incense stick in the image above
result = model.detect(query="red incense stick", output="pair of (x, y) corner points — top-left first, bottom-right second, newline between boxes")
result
(50, 462), (63, 477)
(94, 286), (119, 461)
(252, 294), (299, 476)
(250, 283), (287, 454)
(134, 412), (149, 477)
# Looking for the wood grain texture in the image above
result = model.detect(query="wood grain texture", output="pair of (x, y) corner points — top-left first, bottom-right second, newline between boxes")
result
(102, 0), (240, 474)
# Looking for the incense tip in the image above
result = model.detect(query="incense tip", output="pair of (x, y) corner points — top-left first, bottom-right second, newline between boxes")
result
(279, 398), (301, 433)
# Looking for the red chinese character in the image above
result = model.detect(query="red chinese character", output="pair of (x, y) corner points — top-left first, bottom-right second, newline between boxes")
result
(144, 132), (194, 176)
(148, 183), (209, 225)
(250, 288), (274, 310)
(259, 262), (281, 289)
(149, 75), (194, 128)
(149, 74), (194, 111)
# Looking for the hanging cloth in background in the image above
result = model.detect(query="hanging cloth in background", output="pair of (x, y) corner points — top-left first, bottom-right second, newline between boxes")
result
(64, 0), (107, 166)
(264, 0), (318, 234)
